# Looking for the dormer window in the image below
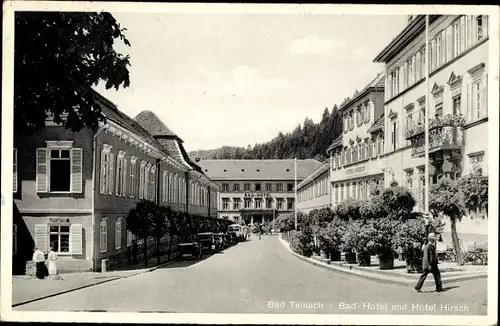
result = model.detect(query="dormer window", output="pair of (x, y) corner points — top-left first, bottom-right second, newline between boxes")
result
(286, 168), (290, 172)
(241, 169), (245, 172)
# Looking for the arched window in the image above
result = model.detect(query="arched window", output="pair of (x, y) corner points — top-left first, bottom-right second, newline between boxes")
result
(115, 218), (122, 250)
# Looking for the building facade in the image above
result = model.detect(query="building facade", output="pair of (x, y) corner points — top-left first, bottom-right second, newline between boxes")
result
(373, 14), (490, 243)
(295, 161), (331, 214)
(327, 73), (387, 207)
(13, 90), (218, 273)
(196, 159), (322, 225)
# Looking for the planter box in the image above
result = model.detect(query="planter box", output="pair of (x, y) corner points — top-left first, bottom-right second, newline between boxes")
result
(345, 252), (357, 264)
(378, 255), (395, 270)
(330, 250), (341, 262)
(357, 252), (371, 267)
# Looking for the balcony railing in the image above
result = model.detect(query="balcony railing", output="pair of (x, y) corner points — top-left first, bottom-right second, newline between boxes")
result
(405, 114), (466, 140)
(411, 125), (464, 157)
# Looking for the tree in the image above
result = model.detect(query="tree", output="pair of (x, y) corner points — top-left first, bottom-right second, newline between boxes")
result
(152, 206), (170, 265)
(15, 12), (131, 135)
(457, 171), (488, 215)
(380, 186), (416, 220)
(429, 178), (466, 264)
(126, 200), (158, 268)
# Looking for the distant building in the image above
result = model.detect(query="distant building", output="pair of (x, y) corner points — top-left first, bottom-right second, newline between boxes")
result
(295, 161), (331, 214)
(373, 14), (489, 244)
(196, 159), (322, 225)
(13, 89), (218, 273)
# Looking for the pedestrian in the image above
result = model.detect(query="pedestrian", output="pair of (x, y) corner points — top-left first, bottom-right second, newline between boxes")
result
(32, 247), (46, 279)
(46, 245), (59, 280)
(415, 233), (443, 293)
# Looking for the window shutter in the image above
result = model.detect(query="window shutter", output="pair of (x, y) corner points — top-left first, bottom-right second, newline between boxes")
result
(115, 219), (122, 250)
(69, 224), (83, 254)
(100, 151), (106, 194)
(71, 148), (83, 193)
(122, 159), (127, 197)
(36, 148), (48, 193)
(13, 148), (18, 193)
(467, 83), (472, 122)
(108, 153), (114, 195)
(482, 73), (488, 118)
(34, 224), (48, 253)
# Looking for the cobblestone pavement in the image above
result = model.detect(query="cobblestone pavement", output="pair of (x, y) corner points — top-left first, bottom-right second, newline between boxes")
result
(14, 236), (488, 314)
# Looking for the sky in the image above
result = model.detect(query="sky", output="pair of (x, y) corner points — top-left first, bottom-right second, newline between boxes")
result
(94, 12), (408, 152)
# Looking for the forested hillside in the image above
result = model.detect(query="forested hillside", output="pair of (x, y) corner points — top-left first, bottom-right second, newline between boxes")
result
(189, 106), (343, 162)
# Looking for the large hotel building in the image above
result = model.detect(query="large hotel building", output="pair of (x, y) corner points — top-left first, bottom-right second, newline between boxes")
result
(196, 160), (322, 224)
(298, 14), (490, 245)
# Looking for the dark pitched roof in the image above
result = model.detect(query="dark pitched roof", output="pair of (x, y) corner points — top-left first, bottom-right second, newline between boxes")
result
(91, 90), (170, 154)
(134, 110), (178, 138)
(196, 159), (323, 181)
(296, 161), (330, 190)
(339, 72), (385, 111)
(367, 113), (385, 134)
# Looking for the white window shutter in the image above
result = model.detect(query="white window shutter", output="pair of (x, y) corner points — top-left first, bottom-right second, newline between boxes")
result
(69, 224), (83, 255)
(36, 148), (48, 193)
(115, 157), (121, 195)
(71, 148), (83, 193)
(34, 224), (48, 253)
(482, 73), (488, 118)
(115, 219), (122, 250)
(122, 159), (127, 197)
(108, 153), (114, 195)
(100, 151), (106, 194)
(467, 83), (472, 122)
(13, 148), (18, 193)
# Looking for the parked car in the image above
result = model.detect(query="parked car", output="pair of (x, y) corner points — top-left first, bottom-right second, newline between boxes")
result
(197, 232), (217, 253)
(177, 242), (202, 260)
(228, 224), (244, 241)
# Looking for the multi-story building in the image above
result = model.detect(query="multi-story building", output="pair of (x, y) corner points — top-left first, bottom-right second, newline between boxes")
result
(295, 161), (331, 214)
(373, 14), (490, 243)
(13, 89), (218, 273)
(196, 159), (322, 225)
(327, 72), (387, 207)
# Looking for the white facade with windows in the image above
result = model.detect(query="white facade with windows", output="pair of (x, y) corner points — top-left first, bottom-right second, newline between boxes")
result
(374, 14), (490, 245)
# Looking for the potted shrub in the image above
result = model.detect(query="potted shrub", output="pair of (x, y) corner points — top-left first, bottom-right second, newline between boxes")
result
(341, 220), (374, 266)
(367, 217), (399, 269)
(298, 225), (315, 257)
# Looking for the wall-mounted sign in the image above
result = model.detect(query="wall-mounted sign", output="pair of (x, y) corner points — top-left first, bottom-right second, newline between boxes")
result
(345, 165), (366, 176)
(244, 192), (271, 198)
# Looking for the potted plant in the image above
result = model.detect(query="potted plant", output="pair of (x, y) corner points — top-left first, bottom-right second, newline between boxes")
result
(341, 220), (374, 266)
(393, 218), (426, 273)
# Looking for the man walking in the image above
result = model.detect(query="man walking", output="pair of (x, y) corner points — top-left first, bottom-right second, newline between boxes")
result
(32, 247), (46, 279)
(415, 233), (443, 293)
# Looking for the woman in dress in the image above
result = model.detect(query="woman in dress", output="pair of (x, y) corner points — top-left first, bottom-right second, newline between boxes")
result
(46, 245), (58, 280)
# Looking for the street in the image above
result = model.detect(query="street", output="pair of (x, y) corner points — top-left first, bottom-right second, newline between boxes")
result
(15, 236), (487, 314)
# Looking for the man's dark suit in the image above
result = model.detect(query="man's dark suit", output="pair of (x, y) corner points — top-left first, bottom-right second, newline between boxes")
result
(415, 242), (443, 291)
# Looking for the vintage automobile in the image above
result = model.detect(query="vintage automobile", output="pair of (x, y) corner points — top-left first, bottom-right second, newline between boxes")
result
(197, 232), (217, 253)
(228, 224), (244, 242)
(177, 242), (202, 260)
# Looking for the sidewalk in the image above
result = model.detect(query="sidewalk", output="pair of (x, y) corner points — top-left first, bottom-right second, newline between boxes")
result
(279, 236), (487, 287)
(12, 252), (178, 307)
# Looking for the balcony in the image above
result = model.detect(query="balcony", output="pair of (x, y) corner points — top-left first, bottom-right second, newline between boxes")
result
(410, 125), (464, 157)
(405, 114), (466, 140)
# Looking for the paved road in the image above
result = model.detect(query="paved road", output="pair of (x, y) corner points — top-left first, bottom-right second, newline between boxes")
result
(15, 235), (487, 314)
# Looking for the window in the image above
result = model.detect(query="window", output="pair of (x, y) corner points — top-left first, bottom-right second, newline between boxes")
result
(222, 198), (229, 210)
(49, 149), (70, 191)
(127, 231), (133, 247)
(391, 121), (398, 151)
(139, 161), (145, 199)
(222, 183), (228, 192)
(435, 103), (443, 117)
(255, 183), (261, 192)
(287, 198), (294, 210)
(50, 224), (70, 253)
(436, 34), (442, 68)
(476, 16), (484, 41)
(265, 183), (272, 191)
(233, 183), (240, 192)
(100, 219), (107, 253)
(453, 19), (461, 57)
(415, 51), (421, 81)
(115, 152), (125, 196)
(265, 198), (272, 209)
(276, 183), (284, 192)
(115, 218), (122, 250)
(277, 198), (284, 210)
(287, 183), (294, 192)
(233, 198), (240, 210)
(244, 198), (252, 209)
(452, 95), (461, 115)
(13, 148), (17, 193)
(129, 157), (137, 198)
(255, 198), (262, 209)
(244, 183), (251, 191)
(143, 164), (150, 200)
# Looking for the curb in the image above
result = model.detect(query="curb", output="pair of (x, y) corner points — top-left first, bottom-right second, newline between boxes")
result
(279, 237), (487, 287)
(12, 259), (177, 307)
